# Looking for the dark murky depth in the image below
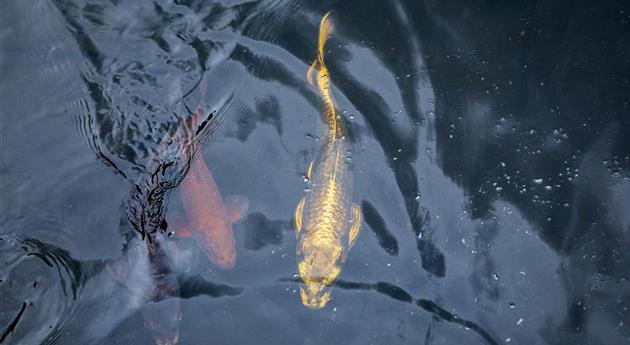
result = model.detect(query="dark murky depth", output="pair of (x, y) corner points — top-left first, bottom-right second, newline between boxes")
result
(1, 0), (629, 344)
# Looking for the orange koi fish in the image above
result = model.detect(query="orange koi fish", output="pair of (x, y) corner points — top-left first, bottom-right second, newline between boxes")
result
(173, 154), (248, 269)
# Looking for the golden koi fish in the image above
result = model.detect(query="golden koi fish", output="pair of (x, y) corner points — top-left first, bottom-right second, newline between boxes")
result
(294, 11), (362, 309)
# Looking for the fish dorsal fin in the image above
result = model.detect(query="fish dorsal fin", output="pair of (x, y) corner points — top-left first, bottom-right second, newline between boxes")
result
(225, 195), (249, 223)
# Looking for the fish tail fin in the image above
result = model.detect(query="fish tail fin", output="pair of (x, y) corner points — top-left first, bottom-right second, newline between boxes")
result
(317, 12), (334, 66)
(307, 11), (334, 85)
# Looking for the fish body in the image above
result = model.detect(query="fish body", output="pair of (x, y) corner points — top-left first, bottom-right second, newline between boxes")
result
(294, 12), (362, 309)
(178, 154), (246, 269)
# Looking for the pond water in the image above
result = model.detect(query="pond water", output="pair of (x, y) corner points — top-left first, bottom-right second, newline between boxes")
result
(1, 1), (629, 344)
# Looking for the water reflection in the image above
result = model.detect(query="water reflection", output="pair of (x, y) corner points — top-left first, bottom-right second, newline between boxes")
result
(1, 0), (629, 344)
(0, 234), (244, 344)
(51, 0), (243, 240)
(361, 201), (398, 256)
(0, 235), (103, 344)
(280, 277), (499, 345)
(2, 231), (502, 344)
(242, 212), (288, 251)
(0, 302), (25, 343)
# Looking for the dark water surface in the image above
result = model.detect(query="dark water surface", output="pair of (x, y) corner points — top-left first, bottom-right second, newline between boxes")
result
(1, 0), (630, 344)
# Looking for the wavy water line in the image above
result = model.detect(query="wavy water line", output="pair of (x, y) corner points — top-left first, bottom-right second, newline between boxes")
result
(0, 235), (105, 344)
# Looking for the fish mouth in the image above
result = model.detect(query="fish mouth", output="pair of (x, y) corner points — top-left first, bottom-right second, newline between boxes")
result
(300, 285), (332, 309)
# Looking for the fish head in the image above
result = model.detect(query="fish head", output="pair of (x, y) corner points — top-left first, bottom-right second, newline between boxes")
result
(297, 240), (343, 309)
(300, 283), (331, 309)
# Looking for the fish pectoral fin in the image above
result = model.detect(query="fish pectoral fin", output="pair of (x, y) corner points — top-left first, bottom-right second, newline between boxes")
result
(294, 197), (306, 234)
(348, 203), (362, 249)
(225, 195), (250, 223)
(306, 161), (314, 179)
(169, 215), (193, 238)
